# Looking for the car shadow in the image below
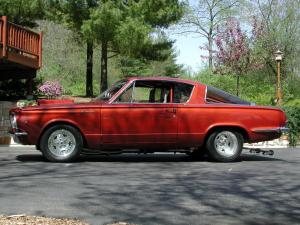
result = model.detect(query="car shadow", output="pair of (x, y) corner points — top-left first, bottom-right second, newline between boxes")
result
(16, 151), (283, 163)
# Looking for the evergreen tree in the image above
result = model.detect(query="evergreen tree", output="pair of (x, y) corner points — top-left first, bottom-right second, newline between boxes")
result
(47, 0), (98, 97)
(82, 0), (185, 93)
(0, 0), (45, 27)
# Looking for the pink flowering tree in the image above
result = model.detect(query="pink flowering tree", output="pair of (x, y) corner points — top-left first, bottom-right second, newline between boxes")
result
(215, 19), (250, 96)
(38, 81), (62, 99)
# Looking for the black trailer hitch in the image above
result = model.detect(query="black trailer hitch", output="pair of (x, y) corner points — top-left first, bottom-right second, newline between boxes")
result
(244, 147), (274, 156)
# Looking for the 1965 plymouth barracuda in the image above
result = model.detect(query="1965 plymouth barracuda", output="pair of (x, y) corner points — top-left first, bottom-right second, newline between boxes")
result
(9, 77), (288, 162)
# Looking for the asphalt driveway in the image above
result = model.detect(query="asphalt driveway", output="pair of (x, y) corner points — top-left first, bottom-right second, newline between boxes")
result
(0, 146), (299, 225)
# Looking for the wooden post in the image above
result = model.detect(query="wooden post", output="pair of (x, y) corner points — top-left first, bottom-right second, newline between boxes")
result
(2, 16), (7, 58)
(38, 31), (43, 68)
(276, 61), (282, 106)
(27, 77), (33, 97)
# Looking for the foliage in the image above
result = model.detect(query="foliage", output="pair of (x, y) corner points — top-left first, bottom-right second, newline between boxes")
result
(0, 0), (45, 27)
(192, 69), (236, 94)
(214, 19), (250, 96)
(37, 20), (184, 96)
(178, 0), (239, 68)
(190, 68), (276, 105)
(0, 79), (42, 100)
(119, 52), (182, 78)
(242, 0), (300, 79)
(119, 33), (183, 77)
(283, 107), (300, 147)
(46, 0), (98, 97)
(38, 81), (62, 99)
(47, 0), (97, 32)
(16, 100), (38, 108)
(215, 19), (250, 73)
(81, 0), (185, 92)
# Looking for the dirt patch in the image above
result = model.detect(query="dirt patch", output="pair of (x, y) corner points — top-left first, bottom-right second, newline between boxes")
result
(0, 215), (138, 225)
(0, 215), (88, 225)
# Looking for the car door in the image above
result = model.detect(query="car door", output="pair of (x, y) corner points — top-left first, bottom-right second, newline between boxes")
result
(100, 80), (132, 146)
(101, 103), (131, 145)
(128, 80), (178, 144)
(100, 80), (178, 147)
(129, 103), (177, 144)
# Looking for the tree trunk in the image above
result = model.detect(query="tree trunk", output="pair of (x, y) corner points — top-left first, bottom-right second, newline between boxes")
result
(100, 41), (108, 93)
(208, 34), (213, 70)
(86, 41), (93, 97)
(236, 74), (240, 96)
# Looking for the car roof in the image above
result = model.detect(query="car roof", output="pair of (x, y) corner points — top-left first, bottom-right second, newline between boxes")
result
(126, 76), (199, 86)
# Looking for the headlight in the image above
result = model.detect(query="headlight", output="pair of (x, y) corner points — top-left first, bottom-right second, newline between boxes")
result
(9, 113), (17, 129)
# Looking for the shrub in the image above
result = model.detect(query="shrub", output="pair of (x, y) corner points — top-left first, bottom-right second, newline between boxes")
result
(16, 100), (38, 108)
(38, 81), (62, 99)
(0, 78), (42, 100)
(283, 107), (300, 147)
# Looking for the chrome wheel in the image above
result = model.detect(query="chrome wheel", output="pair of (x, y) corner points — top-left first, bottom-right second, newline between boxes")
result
(48, 129), (76, 157)
(214, 131), (238, 157)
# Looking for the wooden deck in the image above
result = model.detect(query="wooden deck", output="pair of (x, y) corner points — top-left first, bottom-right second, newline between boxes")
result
(0, 16), (42, 80)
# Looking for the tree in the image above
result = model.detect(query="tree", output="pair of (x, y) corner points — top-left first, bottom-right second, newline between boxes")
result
(241, 0), (300, 79)
(82, 0), (185, 93)
(0, 0), (45, 27)
(178, 0), (239, 69)
(47, 0), (98, 97)
(215, 19), (250, 96)
(119, 34), (183, 77)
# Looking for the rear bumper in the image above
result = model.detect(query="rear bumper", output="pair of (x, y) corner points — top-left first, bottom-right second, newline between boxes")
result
(252, 127), (289, 134)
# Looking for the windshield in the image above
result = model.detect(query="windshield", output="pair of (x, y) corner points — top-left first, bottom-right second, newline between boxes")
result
(95, 79), (128, 101)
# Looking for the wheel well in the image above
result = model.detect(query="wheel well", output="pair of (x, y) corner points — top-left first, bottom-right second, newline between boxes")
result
(203, 126), (249, 146)
(37, 122), (87, 150)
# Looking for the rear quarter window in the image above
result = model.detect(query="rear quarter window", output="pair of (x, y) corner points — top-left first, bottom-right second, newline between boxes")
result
(206, 86), (251, 105)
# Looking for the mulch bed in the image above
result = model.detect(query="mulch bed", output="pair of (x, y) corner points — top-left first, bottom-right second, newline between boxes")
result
(0, 215), (137, 225)
(0, 215), (88, 225)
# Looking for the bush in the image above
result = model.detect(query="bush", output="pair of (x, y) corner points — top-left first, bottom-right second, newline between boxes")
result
(283, 107), (300, 147)
(0, 78), (42, 100)
(38, 81), (62, 99)
(16, 100), (38, 108)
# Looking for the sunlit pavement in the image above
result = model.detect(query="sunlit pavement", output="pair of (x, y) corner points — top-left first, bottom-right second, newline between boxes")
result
(0, 146), (299, 225)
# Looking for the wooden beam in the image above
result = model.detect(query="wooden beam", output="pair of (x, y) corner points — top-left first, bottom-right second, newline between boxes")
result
(7, 51), (39, 69)
(38, 32), (43, 68)
(2, 16), (7, 58)
(0, 69), (36, 80)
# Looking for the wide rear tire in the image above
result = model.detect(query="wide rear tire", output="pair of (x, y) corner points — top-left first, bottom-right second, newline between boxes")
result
(206, 130), (243, 162)
(40, 124), (83, 162)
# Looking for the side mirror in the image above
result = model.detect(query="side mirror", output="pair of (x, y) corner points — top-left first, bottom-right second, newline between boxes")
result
(104, 92), (111, 99)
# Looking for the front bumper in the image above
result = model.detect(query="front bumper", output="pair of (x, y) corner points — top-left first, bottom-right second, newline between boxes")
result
(8, 130), (28, 144)
(252, 127), (289, 134)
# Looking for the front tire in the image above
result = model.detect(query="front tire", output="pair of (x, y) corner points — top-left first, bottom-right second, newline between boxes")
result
(206, 130), (243, 162)
(40, 124), (83, 162)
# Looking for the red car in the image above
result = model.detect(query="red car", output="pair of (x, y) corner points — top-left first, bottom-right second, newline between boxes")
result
(9, 77), (288, 162)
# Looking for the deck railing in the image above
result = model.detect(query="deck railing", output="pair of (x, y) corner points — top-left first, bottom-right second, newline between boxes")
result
(0, 16), (42, 69)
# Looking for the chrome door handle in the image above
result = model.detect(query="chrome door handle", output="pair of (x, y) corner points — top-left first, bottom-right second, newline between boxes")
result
(166, 108), (176, 113)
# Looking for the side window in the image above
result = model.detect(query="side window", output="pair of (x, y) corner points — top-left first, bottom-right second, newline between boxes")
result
(114, 80), (182, 104)
(173, 83), (194, 103)
(115, 85), (133, 103)
(132, 87), (152, 103)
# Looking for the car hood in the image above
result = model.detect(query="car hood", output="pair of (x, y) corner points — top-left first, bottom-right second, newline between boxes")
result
(15, 101), (103, 112)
